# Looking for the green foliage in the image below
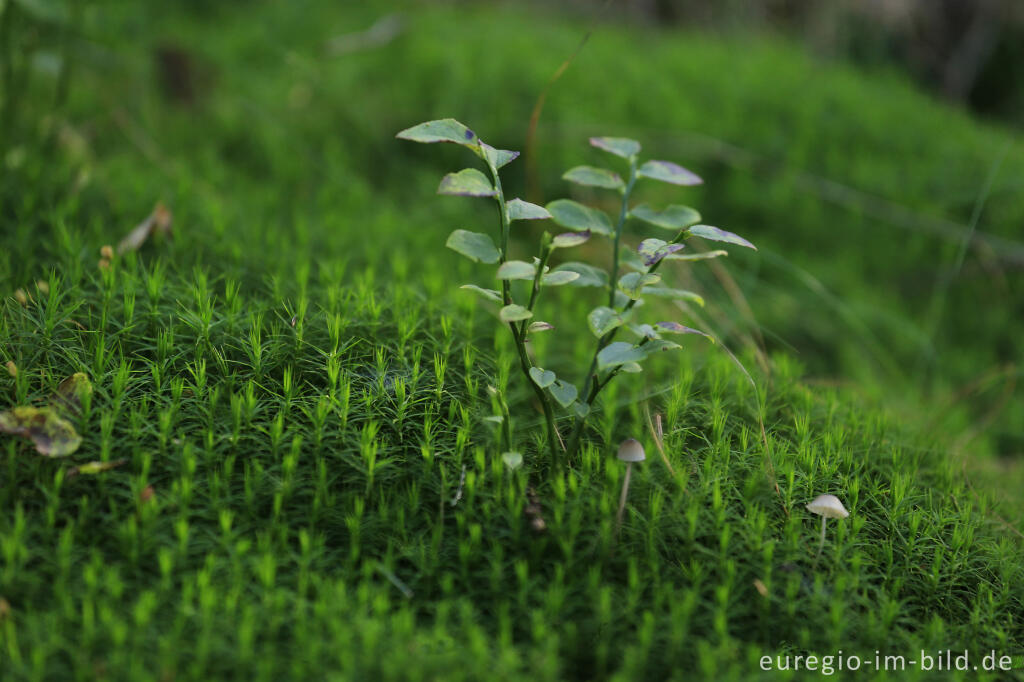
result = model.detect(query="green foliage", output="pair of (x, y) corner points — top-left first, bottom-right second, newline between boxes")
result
(400, 120), (755, 464)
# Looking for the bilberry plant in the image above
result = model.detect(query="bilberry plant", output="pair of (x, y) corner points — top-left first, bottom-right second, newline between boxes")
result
(397, 119), (755, 465)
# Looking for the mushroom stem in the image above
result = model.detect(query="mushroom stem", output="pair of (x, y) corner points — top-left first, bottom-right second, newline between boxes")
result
(817, 516), (827, 556)
(615, 461), (633, 536)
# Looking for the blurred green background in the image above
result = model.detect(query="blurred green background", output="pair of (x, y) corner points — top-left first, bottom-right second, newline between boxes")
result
(4, 0), (1021, 503)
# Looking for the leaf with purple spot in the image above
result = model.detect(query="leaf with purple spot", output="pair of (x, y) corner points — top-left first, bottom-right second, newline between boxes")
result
(655, 322), (714, 342)
(687, 225), (757, 250)
(397, 119), (478, 148)
(638, 238), (685, 266)
(552, 231), (590, 249)
(438, 168), (496, 197)
(527, 321), (554, 333)
(589, 137), (641, 159)
(636, 160), (703, 186)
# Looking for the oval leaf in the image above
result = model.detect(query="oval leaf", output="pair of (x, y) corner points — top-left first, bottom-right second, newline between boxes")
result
(552, 231), (591, 249)
(630, 204), (702, 230)
(548, 380), (578, 408)
(551, 262), (608, 288)
(546, 199), (612, 236)
(460, 284), (503, 303)
(529, 367), (556, 389)
(664, 250), (729, 262)
(496, 260), (536, 280)
(590, 137), (641, 159)
(636, 160), (703, 186)
(541, 271), (580, 287)
(438, 168), (496, 197)
(588, 306), (625, 337)
(643, 287), (705, 307)
(527, 321), (555, 333)
(499, 304), (533, 322)
(597, 342), (647, 371)
(638, 238), (685, 267)
(446, 230), (500, 264)
(562, 166), (624, 190)
(687, 225), (757, 250)
(397, 119), (478, 147)
(572, 402), (591, 418)
(618, 272), (662, 299)
(501, 451), (523, 470)
(507, 199), (551, 221)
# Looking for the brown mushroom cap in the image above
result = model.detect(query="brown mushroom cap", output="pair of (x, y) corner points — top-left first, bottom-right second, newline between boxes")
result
(806, 494), (849, 519)
(617, 438), (646, 463)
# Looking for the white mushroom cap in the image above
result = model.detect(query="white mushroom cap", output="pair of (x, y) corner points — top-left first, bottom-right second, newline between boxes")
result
(617, 438), (646, 463)
(806, 494), (849, 519)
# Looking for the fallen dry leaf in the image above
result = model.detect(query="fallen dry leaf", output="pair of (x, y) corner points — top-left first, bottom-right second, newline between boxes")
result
(5, 361), (15, 378)
(118, 202), (172, 255)
(67, 458), (128, 479)
(0, 406), (82, 457)
(52, 373), (92, 415)
(753, 578), (769, 597)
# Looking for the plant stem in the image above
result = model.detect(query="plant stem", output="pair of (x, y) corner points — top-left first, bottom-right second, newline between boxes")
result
(487, 160), (560, 465)
(608, 159), (638, 308)
(817, 516), (827, 557)
(615, 461), (632, 536)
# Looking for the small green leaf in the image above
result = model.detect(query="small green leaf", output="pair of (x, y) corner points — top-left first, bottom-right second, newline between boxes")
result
(551, 231), (591, 249)
(572, 402), (590, 418)
(688, 225), (757, 250)
(546, 199), (612, 236)
(552, 262), (608, 288)
(597, 342), (647, 371)
(481, 143), (519, 169)
(637, 238), (686, 266)
(397, 119), (478, 147)
(618, 272), (662, 299)
(459, 284), (503, 303)
(502, 451), (523, 470)
(562, 166), (624, 190)
(529, 367), (556, 388)
(588, 306), (625, 337)
(640, 339), (682, 355)
(630, 204), (701, 230)
(656, 322), (714, 341)
(630, 324), (660, 339)
(496, 260), (536, 280)
(636, 160), (702, 186)
(446, 230), (500, 263)
(527, 321), (555, 333)
(664, 250), (728, 262)
(507, 199), (551, 221)
(619, 362), (643, 374)
(643, 287), (705, 307)
(548, 380), (578, 408)
(499, 304), (533, 322)
(541, 271), (580, 287)
(438, 168), (496, 197)
(590, 137), (641, 159)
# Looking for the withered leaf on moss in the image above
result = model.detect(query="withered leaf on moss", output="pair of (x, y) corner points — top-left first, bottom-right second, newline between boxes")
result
(0, 407), (82, 457)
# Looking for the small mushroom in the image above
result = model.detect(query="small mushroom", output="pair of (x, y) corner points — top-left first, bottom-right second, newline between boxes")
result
(806, 494), (849, 556)
(615, 438), (646, 535)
